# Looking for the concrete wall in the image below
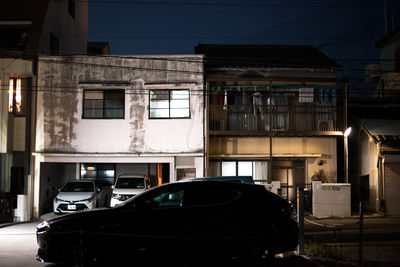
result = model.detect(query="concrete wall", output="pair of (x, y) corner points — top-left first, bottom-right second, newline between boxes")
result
(38, 0), (88, 55)
(380, 39), (400, 72)
(209, 136), (337, 182)
(36, 55), (204, 154)
(357, 129), (379, 211)
(312, 181), (351, 217)
(384, 154), (400, 216)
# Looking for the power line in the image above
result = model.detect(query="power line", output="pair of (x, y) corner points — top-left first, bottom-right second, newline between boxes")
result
(78, 0), (385, 9)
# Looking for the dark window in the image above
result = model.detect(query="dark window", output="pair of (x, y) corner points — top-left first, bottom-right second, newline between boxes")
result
(68, 0), (76, 19)
(0, 26), (30, 51)
(49, 33), (59, 55)
(80, 163), (115, 186)
(149, 90), (190, 119)
(83, 90), (124, 119)
(184, 185), (240, 207)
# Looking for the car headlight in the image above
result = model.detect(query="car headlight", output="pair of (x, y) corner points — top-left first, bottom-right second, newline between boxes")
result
(55, 197), (64, 202)
(112, 193), (118, 199)
(37, 221), (50, 234)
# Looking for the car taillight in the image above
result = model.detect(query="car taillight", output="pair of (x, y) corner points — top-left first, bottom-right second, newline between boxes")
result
(281, 202), (293, 217)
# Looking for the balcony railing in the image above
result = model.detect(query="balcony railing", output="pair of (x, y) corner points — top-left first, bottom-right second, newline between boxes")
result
(209, 104), (340, 134)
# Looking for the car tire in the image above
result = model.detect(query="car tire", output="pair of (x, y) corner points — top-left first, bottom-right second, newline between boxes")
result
(243, 241), (266, 264)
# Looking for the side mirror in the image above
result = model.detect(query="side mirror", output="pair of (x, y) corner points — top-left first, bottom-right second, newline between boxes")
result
(111, 185), (115, 190)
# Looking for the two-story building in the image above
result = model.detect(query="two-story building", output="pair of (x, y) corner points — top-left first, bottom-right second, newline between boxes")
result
(349, 27), (400, 215)
(1, 0), (88, 221)
(195, 44), (346, 204)
(33, 55), (204, 216)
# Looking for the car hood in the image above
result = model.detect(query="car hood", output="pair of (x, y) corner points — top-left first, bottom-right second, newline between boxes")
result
(45, 208), (123, 231)
(56, 192), (95, 201)
(112, 188), (145, 195)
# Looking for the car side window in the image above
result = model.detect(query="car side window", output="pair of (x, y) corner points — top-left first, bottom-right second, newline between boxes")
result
(183, 185), (240, 207)
(144, 189), (185, 208)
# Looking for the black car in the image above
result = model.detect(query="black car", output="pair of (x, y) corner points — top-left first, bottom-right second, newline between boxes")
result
(36, 181), (298, 265)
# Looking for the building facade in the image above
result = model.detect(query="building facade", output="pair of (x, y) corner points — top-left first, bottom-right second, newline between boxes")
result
(0, 0), (88, 221)
(34, 55), (204, 216)
(348, 27), (400, 215)
(196, 44), (346, 205)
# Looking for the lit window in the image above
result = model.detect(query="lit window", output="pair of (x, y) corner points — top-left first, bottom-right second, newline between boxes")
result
(8, 78), (22, 113)
(81, 163), (115, 186)
(149, 90), (190, 119)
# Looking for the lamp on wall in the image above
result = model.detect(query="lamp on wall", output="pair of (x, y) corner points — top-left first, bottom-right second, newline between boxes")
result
(344, 127), (352, 183)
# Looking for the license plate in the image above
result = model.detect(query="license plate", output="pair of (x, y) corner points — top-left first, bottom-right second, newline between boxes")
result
(68, 205), (76, 210)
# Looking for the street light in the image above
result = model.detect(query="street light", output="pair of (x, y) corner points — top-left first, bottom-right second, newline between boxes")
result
(344, 127), (352, 183)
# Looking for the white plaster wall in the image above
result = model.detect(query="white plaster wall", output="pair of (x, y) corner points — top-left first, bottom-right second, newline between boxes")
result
(36, 55), (204, 154)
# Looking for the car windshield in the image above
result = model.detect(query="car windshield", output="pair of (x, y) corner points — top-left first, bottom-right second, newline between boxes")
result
(61, 182), (94, 192)
(115, 178), (145, 189)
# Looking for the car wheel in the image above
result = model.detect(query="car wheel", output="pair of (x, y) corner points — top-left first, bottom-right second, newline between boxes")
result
(66, 237), (98, 266)
(243, 241), (266, 264)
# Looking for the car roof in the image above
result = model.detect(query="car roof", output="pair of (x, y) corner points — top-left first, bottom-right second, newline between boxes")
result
(181, 176), (254, 184)
(117, 175), (145, 179)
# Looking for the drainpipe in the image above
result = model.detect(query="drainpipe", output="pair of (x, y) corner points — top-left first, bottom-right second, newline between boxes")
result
(268, 79), (272, 184)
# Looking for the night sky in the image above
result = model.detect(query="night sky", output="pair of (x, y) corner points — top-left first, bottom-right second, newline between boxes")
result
(87, 0), (400, 87)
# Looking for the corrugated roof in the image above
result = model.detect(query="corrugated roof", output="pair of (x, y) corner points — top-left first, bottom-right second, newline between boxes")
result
(360, 119), (400, 150)
(194, 43), (342, 70)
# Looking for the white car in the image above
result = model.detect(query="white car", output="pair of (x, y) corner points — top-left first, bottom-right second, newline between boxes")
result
(53, 180), (105, 214)
(110, 175), (150, 207)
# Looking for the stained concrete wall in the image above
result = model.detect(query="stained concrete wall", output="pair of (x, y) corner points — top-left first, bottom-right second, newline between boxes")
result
(36, 55), (204, 154)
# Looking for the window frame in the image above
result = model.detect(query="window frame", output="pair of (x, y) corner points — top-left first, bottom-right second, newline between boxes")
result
(148, 89), (191, 119)
(80, 163), (116, 186)
(82, 89), (125, 119)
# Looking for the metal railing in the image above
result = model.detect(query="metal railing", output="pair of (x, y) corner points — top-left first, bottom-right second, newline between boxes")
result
(209, 104), (339, 132)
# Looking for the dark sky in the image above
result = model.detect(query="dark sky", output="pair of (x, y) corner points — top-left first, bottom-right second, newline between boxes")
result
(87, 0), (400, 87)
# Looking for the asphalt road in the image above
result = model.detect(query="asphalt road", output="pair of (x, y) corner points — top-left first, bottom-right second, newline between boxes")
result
(0, 217), (318, 267)
(2, 213), (400, 266)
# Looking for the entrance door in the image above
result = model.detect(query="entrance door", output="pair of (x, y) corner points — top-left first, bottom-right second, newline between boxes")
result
(271, 160), (305, 203)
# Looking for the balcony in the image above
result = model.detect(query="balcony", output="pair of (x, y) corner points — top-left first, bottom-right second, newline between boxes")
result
(209, 103), (342, 136)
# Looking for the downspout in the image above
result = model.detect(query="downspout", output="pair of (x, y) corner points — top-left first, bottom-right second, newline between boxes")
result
(268, 79), (273, 184)
(203, 56), (207, 177)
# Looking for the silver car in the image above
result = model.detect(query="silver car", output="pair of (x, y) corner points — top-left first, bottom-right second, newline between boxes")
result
(53, 180), (105, 214)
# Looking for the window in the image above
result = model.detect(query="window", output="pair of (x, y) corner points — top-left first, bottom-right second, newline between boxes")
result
(145, 189), (185, 208)
(83, 90), (124, 119)
(49, 33), (59, 55)
(68, 0), (76, 19)
(149, 90), (190, 118)
(8, 78), (26, 115)
(80, 163), (115, 186)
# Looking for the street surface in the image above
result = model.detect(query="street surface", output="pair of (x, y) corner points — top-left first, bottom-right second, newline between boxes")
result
(1, 213), (400, 266)
(0, 215), (315, 267)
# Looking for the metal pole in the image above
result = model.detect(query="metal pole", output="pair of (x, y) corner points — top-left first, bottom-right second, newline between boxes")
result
(297, 185), (305, 255)
(358, 201), (363, 266)
(344, 135), (348, 183)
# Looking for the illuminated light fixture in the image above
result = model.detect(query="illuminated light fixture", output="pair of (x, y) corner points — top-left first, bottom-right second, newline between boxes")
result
(87, 167), (95, 171)
(15, 78), (22, 112)
(8, 79), (14, 112)
(344, 127), (352, 137)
